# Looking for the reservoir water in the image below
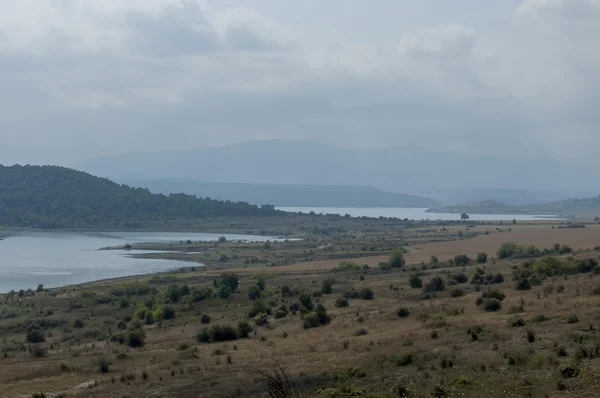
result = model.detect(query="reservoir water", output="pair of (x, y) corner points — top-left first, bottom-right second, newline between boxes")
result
(0, 231), (276, 293)
(278, 207), (563, 221)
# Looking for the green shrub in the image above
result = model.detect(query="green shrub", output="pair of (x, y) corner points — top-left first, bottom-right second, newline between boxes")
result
(237, 322), (253, 338)
(191, 286), (213, 302)
(247, 284), (261, 300)
(515, 278), (532, 291)
(424, 277), (445, 293)
(248, 301), (271, 319)
(358, 288), (374, 300)
(127, 329), (146, 348)
(73, 318), (85, 328)
(197, 324), (240, 343)
(299, 293), (314, 311)
(335, 297), (349, 308)
(481, 289), (506, 301)
(409, 273), (423, 289)
(97, 357), (112, 373)
(453, 254), (470, 266)
(450, 288), (464, 298)
(213, 273), (239, 292)
(476, 253), (488, 264)
(483, 298), (502, 312)
(338, 261), (361, 271)
(26, 330), (45, 343)
(154, 305), (176, 321)
(450, 273), (468, 284)
(303, 305), (331, 329)
(321, 278), (334, 294)
(394, 353), (413, 366)
(567, 314), (579, 324)
(389, 250), (406, 268)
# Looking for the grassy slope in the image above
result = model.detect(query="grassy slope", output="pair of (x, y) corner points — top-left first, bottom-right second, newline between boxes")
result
(2, 224), (600, 397)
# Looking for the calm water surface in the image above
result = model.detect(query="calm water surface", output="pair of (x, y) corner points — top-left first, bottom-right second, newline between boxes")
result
(278, 207), (563, 221)
(0, 231), (276, 293)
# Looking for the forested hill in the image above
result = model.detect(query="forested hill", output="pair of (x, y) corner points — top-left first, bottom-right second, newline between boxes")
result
(0, 165), (281, 229)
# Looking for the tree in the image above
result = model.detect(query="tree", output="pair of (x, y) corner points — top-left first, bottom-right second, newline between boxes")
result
(460, 213), (469, 221)
(218, 236), (227, 242)
(512, 219), (517, 225)
(430, 255), (439, 265)
(247, 284), (261, 300)
(36, 284), (44, 293)
(595, 216), (600, 223)
(213, 273), (239, 293)
(388, 249), (406, 268)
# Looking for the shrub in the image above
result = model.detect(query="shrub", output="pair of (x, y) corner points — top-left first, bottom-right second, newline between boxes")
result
(467, 325), (484, 341)
(355, 328), (369, 336)
(409, 274), (423, 289)
(397, 307), (410, 318)
(476, 253), (488, 264)
(198, 324), (240, 343)
(238, 322), (253, 338)
(97, 357), (112, 373)
(303, 305), (331, 329)
(247, 284), (261, 300)
(389, 250), (406, 268)
(73, 318), (85, 329)
(155, 305), (176, 321)
(483, 299), (502, 312)
(567, 314), (579, 324)
(515, 278), (532, 291)
(430, 255), (439, 265)
(191, 286), (213, 302)
(423, 276), (445, 293)
(127, 329), (146, 348)
(493, 273), (504, 284)
(299, 293), (314, 311)
(450, 273), (469, 284)
(394, 353), (413, 367)
(200, 314), (211, 324)
(321, 278), (334, 294)
(526, 329), (536, 343)
(338, 261), (362, 271)
(248, 301), (271, 319)
(454, 254), (470, 266)
(213, 273), (239, 293)
(26, 330), (45, 343)
(144, 311), (155, 325)
(498, 242), (519, 259)
(508, 317), (525, 328)
(358, 288), (374, 300)
(450, 288), (464, 298)
(481, 289), (506, 301)
(335, 297), (349, 308)
(280, 285), (292, 297)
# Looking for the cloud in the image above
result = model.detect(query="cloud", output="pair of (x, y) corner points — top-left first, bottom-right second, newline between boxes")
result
(0, 1), (599, 166)
(517, 0), (600, 18)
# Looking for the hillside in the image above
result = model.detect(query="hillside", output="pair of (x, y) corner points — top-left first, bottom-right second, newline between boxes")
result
(124, 179), (441, 208)
(426, 197), (600, 218)
(0, 165), (281, 229)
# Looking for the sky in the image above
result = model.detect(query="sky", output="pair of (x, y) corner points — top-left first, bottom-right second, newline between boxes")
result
(1, 0), (599, 165)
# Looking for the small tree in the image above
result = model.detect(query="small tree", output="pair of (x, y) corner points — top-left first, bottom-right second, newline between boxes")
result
(36, 284), (44, 293)
(461, 213), (470, 221)
(321, 278), (334, 294)
(476, 252), (488, 264)
(218, 236), (227, 242)
(214, 273), (239, 293)
(247, 284), (261, 300)
(409, 273), (423, 289)
(430, 255), (439, 265)
(389, 249), (406, 268)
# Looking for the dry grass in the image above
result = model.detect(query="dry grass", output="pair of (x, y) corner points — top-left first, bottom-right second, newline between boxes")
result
(3, 225), (600, 397)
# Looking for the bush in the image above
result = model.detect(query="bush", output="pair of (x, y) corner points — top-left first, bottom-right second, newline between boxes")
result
(280, 285), (292, 297)
(155, 305), (176, 321)
(127, 329), (146, 348)
(321, 278), (334, 294)
(335, 297), (349, 308)
(247, 284), (261, 300)
(358, 287), (374, 300)
(515, 278), (532, 291)
(338, 261), (362, 271)
(144, 311), (154, 325)
(430, 255), (439, 265)
(303, 305), (331, 329)
(197, 324), (240, 343)
(526, 329), (536, 343)
(397, 307), (410, 318)
(299, 293), (314, 311)
(493, 273), (504, 284)
(26, 330), (45, 343)
(450, 273), (468, 284)
(476, 253), (488, 264)
(423, 276), (445, 293)
(508, 317), (525, 328)
(483, 298), (502, 312)
(248, 301), (271, 319)
(237, 322), (253, 338)
(389, 249), (406, 268)
(213, 273), (239, 293)
(567, 314), (579, 324)
(409, 273), (423, 289)
(73, 318), (85, 328)
(394, 353), (413, 367)
(498, 242), (519, 259)
(200, 314), (211, 324)
(191, 286), (213, 302)
(454, 254), (470, 266)
(481, 289), (506, 301)
(450, 288), (464, 298)
(97, 357), (112, 373)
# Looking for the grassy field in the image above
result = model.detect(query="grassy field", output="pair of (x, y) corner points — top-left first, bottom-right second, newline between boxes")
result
(2, 221), (600, 397)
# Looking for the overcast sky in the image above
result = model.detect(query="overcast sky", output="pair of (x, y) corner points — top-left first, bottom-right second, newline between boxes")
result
(1, 0), (599, 165)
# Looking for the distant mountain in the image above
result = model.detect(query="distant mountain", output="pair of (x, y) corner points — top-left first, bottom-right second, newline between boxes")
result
(427, 196), (600, 218)
(430, 189), (600, 206)
(0, 165), (281, 229)
(80, 139), (597, 195)
(123, 179), (441, 208)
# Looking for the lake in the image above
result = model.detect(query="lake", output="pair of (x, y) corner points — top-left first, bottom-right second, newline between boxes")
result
(0, 231), (276, 293)
(278, 207), (563, 221)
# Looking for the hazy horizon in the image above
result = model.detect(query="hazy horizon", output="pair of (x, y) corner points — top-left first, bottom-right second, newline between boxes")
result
(1, 0), (600, 168)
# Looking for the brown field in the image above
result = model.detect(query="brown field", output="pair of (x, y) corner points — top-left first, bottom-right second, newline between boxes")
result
(220, 223), (600, 274)
(3, 222), (600, 397)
